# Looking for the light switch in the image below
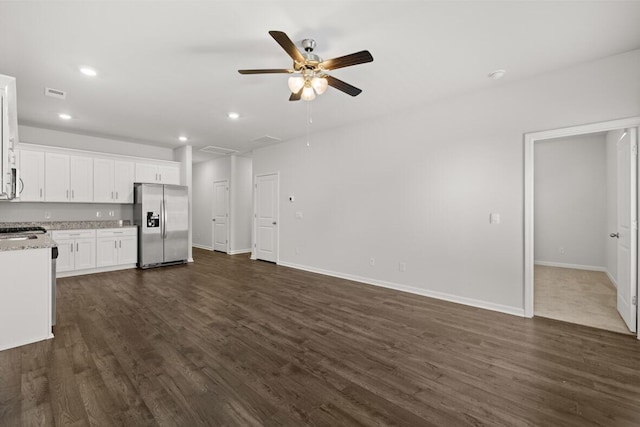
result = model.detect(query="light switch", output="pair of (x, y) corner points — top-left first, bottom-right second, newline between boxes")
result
(490, 213), (500, 224)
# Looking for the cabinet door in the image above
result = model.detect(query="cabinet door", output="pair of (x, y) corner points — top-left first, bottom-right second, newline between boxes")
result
(18, 150), (45, 201)
(135, 163), (158, 183)
(158, 165), (180, 185)
(96, 237), (118, 267)
(94, 158), (115, 203)
(70, 156), (93, 202)
(114, 161), (135, 203)
(117, 235), (138, 265)
(45, 153), (70, 202)
(56, 239), (74, 272)
(74, 238), (96, 270)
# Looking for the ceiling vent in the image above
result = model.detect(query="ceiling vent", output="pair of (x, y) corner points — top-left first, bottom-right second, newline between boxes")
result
(200, 145), (239, 156)
(252, 135), (281, 145)
(44, 87), (66, 100)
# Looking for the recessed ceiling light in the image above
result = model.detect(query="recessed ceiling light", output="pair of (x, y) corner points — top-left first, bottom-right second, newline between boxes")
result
(179, 136), (188, 142)
(227, 112), (240, 119)
(79, 66), (97, 77)
(488, 69), (506, 80)
(58, 113), (72, 120)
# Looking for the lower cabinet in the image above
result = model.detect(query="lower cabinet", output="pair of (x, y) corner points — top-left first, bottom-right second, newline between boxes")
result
(52, 230), (96, 273)
(52, 227), (138, 276)
(96, 228), (138, 267)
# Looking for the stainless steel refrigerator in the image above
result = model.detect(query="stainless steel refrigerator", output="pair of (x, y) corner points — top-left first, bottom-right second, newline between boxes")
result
(134, 183), (188, 268)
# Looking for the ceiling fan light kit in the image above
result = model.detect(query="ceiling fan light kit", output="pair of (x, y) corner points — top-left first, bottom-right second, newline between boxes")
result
(239, 31), (373, 102)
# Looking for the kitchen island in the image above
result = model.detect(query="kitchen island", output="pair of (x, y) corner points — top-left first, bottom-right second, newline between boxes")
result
(0, 232), (56, 351)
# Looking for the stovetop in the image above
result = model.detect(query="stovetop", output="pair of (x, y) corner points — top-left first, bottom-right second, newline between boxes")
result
(0, 226), (47, 234)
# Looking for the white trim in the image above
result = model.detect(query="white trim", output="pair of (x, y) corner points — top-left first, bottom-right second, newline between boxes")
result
(606, 270), (618, 289)
(192, 243), (213, 251)
(278, 261), (524, 317)
(534, 261), (607, 272)
(188, 257), (194, 263)
(228, 249), (252, 255)
(524, 116), (640, 320)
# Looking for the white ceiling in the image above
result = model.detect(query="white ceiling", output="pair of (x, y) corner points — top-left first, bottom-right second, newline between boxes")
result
(1, 1), (639, 162)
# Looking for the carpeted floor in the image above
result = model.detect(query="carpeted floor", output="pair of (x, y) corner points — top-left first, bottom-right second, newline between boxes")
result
(534, 265), (632, 334)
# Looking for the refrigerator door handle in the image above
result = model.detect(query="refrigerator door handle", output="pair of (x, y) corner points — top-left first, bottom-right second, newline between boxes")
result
(162, 198), (168, 239)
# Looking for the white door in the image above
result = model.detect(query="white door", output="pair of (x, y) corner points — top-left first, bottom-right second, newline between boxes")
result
(56, 239), (74, 272)
(96, 237), (118, 267)
(616, 128), (638, 333)
(212, 180), (229, 253)
(74, 238), (96, 270)
(114, 161), (135, 202)
(255, 173), (278, 262)
(135, 163), (159, 183)
(118, 235), (138, 265)
(18, 150), (45, 201)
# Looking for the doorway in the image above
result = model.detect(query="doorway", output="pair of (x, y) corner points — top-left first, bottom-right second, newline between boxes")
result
(212, 180), (229, 253)
(524, 117), (640, 339)
(253, 172), (279, 263)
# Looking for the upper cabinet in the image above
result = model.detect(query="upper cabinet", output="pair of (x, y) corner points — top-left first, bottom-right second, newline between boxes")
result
(18, 149), (45, 201)
(135, 162), (180, 185)
(15, 144), (181, 203)
(94, 159), (135, 203)
(44, 154), (93, 202)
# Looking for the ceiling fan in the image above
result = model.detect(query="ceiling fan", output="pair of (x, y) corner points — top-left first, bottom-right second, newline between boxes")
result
(238, 31), (373, 101)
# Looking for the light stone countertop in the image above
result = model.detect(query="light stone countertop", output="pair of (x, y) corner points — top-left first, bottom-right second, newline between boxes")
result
(0, 220), (137, 252)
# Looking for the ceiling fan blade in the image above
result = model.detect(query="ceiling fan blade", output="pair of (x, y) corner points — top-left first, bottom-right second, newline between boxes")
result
(289, 89), (302, 101)
(320, 50), (373, 71)
(238, 69), (293, 74)
(325, 75), (362, 97)
(269, 31), (306, 64)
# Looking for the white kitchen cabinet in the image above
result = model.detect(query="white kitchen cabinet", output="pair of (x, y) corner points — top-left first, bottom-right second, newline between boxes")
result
(94, 159), (135, 203)
(96, 228), (137, 267)
(45, 153), (70, 202)
(45, 154), (93, 202)
(135, 162), (180, 185)
(70, 156), (94, 202)
(18, 149), (45, 201)
(52, 230), (96, 273)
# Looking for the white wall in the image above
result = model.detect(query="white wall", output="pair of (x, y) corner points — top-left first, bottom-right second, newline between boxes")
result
(192, 157), (230, 249)
(230, 156), (252, 254)
(174, 145), (193, 261)
(534, 134), (607, 269)
(192, 155), (252, 253)
(252, 49), (640, 315)
(606, 129), (622, 285)
(0, 202), (133, 222)
(19, 125), (175, 160)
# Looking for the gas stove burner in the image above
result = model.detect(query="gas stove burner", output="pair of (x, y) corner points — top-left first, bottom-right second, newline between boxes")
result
(0, 226), (47, 234)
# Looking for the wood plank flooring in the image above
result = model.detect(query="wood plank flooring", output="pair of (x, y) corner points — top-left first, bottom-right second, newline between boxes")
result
(1, 247), (640, 426)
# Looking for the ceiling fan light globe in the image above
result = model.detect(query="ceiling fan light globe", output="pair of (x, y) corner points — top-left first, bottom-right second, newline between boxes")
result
(301, 86), (316, 101)
(288, 76), (305, 93)
(311, 76), (328, 95)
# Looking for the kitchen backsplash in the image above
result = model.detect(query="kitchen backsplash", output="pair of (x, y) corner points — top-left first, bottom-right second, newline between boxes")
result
(0, 202), (134, 222)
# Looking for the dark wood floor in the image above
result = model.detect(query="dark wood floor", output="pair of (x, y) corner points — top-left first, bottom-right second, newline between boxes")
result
(1, 248), (640, 426)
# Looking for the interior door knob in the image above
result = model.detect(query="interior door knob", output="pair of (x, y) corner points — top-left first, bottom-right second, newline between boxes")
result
(272, 221), (277, 225)
(610, 232), (620, 238)
(212, 219), (216, 222)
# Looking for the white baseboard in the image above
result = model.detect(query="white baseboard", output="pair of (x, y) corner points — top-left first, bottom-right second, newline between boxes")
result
(192, 244), (213, 251)
(534, 260), (607, 272)
(606, 270), (618, 289)
(277, 261), (524, 317)
(228, 249), (252, 255)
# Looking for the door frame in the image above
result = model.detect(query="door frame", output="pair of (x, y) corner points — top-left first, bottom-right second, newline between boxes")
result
(524, 116), (640, 339)
(212, 179), (229, 253)
(251, 171), (279, 262)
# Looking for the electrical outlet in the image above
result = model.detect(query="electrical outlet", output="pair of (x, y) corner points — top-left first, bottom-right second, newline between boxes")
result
(559, 247), (565, 254)
(399, 262), (406, 272)
(96, 211), (102, 218)
(109, 210), (115, 217)
(369, 257), (375, 266)
(44, 211), (51, 219)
